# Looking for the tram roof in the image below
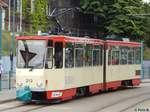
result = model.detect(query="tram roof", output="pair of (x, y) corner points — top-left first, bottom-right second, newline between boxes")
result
(16, 35), (104, 45)
(106, 40), (142, 47)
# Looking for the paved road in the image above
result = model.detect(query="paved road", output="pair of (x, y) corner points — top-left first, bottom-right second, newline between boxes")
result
(1, 83), (150, 112)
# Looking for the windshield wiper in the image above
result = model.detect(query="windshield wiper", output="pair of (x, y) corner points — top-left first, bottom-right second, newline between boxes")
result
(29, 62), (43, 71)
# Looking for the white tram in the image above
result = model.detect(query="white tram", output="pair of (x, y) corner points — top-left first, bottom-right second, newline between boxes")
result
(16, 35), (141, 102)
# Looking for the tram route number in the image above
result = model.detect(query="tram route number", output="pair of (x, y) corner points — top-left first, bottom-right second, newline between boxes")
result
(26, 79), (33, 83)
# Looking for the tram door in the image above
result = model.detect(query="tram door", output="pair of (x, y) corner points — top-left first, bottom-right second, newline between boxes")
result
(54, 42), (63, 68)
(45, 40), (53, 69)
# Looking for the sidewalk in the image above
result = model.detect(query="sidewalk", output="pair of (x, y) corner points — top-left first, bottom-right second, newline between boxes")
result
(141, 79), (150, 83)
(0, 89), (16, 103)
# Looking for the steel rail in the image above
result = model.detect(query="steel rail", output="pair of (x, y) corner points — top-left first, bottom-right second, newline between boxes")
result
(91, 91), (150, 112)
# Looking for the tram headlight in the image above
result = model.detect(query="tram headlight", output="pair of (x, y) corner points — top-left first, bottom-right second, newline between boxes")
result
(16, 83), (23, 88)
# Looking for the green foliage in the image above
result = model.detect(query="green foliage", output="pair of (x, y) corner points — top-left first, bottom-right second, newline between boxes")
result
(22, 0), (31, 23)
(22, 0), (48, 32)
(80, 0), (147, 37)
(143, 3), (150, 47)
(31, 0), (48, 32)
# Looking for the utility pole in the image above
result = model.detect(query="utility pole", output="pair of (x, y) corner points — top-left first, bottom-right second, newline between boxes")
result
(0, 7), (2, 91)
(9, 0), (16, 89)
(141, 40), (144, 79)
(8, 0), (11, 31)
(20, 0), (22, 32)
(12, 0), (16, 69)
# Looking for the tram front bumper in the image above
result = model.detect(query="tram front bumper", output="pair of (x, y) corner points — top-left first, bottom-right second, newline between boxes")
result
(16, 86), (32, 102)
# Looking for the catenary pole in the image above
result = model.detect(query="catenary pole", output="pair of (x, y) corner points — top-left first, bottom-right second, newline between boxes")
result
(8, 0), (11, 31)
(0, 7), (2, 91)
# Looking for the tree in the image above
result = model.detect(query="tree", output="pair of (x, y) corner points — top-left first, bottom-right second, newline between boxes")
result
(80, 0), (146, 38)
(143, 3), (150, 47)
(31, 0), (48, 32)
(22, 0), (48, 32)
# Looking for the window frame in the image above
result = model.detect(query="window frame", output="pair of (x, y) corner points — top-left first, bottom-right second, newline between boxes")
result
(65, 42), (74, 68)
(45, 47), (53, 69)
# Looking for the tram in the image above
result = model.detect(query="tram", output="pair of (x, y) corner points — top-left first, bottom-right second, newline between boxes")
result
(16, 35), (141, 102)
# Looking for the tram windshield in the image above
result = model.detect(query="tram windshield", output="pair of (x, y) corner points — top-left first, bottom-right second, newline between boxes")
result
(17, 40), (46, 69)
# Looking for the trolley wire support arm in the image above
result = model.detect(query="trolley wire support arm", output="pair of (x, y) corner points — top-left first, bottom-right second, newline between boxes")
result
(48, 7), (80, 35)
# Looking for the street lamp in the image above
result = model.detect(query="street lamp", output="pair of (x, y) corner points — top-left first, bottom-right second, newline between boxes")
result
(9, 0), (16, 89)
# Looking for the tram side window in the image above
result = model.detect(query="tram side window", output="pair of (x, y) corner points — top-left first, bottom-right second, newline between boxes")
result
(128, 47), (135, 64)
(65, 43), (74, 68)
(93, 45), (101, 66)
(120, 47), (128, 64)
(108, 49), (111, 65)
(135, 47), (141, 64)
(85, 44), (93, 66)
(75, 44), (84, 67)
(108, 46), (119, 65)
(112, 50), (120, 65)
(54, 42), (63, 68)
(45, 48), (53, 69)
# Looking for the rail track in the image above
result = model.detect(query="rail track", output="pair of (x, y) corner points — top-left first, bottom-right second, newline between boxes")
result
(92, 91), (150, 112)
(0, 100), (25, 112)
(120, 98), (150, 112)
(0, 100), (50, 112)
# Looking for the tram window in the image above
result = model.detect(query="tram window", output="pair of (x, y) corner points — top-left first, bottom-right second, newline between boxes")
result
(112, 51), (120, 65)
(54, 42), (63, 68)
(93, 45), (101, 66)
(128, 48), (134, 64)
(93, 50), (100, 66)
(100, 46), (103, 65)
(65, 43), (74, 68)
(45, 48), (53, 69)
(85, 44), (93, 66)
(108, 50), (111, 65)
(135, 47), (141, 64)
(17, 40), (46, 69)
(120, 47), (128, 64)
(48, 40), (53, 47)
(75, 48), (84, 67)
